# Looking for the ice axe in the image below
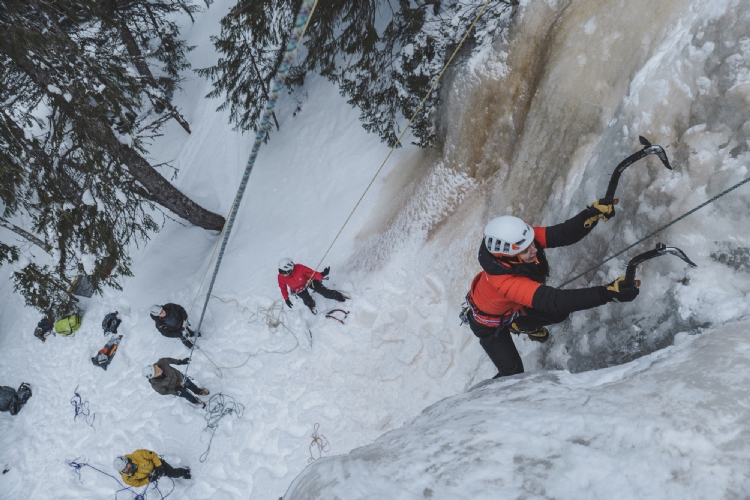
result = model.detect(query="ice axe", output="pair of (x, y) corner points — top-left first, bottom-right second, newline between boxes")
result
(604, 136), (672, 201)
(623, 242), (697, 287)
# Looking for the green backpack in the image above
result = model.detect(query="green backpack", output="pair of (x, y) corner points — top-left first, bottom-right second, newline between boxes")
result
(54, 314), (82, 336)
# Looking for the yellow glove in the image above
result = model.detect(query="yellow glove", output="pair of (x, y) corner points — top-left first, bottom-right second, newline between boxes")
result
(584, 198), (618, 228)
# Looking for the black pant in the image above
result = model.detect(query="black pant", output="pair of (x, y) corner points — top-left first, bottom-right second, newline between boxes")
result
(160, 459), (189, 479)
(174, 377), (202, 404)
(296, 280), (346, 309)
(468, 308), (569, 379)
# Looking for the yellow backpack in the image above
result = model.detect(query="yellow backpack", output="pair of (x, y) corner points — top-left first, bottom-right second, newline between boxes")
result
(54, 314), (82, 336)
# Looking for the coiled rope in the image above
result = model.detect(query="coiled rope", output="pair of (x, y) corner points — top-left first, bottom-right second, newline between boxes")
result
(199, 393), (245, 463)
(308, 423), (330, 463)
(560, 175), (750, 287)
(70, 386), (96, 428)
(193, 298), (304, 378)
(67, 459), (174, 500)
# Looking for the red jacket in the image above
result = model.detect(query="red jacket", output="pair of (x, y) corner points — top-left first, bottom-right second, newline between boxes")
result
(469, 227), (547, 320)
(278, 264), (323, 300)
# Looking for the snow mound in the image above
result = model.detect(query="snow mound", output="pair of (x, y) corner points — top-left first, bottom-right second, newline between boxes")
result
(284, 321), (750, 500)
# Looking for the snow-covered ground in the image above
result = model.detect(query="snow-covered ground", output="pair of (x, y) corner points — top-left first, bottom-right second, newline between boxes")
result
(1, 0), (749, 499)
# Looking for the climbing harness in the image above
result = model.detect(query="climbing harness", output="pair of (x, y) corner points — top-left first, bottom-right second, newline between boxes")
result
(308, 423), (330, 463)
(184, 0), (319, 378)
(199, 393), (245, 463)
(324, 309), (349, 324)
(71, 386), (96, 428)
(67, 459), (174, 500)
(561, 175), (750, 287)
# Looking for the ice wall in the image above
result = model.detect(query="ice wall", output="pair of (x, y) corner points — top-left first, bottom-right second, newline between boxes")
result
(283, 321), (750, 500)
(358, 0), (750, 374)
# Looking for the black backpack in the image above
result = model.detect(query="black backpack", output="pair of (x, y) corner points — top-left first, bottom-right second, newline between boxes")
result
(101, 312), (121, 335)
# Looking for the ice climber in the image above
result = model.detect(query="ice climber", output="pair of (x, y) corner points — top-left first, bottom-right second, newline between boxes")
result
(277, 258), (348, 315)
(463, 199), (640, 379)
(150, 303), (198, 348)
(113, 449), (191, 487)
(142, 357), (209, 408)
(0, 383), (32, 415)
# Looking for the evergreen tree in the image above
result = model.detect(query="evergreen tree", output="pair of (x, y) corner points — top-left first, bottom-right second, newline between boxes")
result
(201, 0), (517, 147)
(0, 0), (223, 316)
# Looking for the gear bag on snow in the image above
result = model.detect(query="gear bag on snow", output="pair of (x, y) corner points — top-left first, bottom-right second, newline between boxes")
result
(0, 383), (32, 415)
(101, 312), (121, 335)
(92, 335), (122, 370)
(55, 314), (81, 336)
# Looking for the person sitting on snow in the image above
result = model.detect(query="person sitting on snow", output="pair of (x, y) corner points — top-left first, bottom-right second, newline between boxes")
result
(142, 357), (209, 408)
(150, 303), (198, 348)
(33, 317), (54, 342)
(463, 199), (640, 379)
(277, 258), (348, 315)
(0, 383), (32, 415)
(113, 449), (190, 487)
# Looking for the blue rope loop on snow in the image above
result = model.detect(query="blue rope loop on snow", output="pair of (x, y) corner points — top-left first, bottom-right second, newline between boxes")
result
(187, 0), (318, 378)
(199, 393), (245, 463)
(67, 459), (174, 500)
(71, 386), (96, 428)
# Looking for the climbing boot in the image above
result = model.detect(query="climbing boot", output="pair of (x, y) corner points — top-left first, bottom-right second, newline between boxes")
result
(309, 306), (317, 315)
(509, 323), (549, 343)
(195, 400), (206, 409)
(197, 388), (210, 396)
(182, 468), (192, 480)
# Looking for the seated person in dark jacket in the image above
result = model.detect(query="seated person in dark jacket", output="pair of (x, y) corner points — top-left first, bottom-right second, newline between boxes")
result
(142, 358), (209, 408)
(464, 199), (640, 379)
(0, 383), (32, 415)
(150, 303), (198, 348)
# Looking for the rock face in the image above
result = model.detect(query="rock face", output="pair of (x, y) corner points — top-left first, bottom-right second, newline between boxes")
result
(284, 321), (750, 500)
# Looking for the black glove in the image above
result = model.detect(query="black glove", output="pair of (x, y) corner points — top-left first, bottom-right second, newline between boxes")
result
(179, 357), (190, 364)
(604, 276), (639, 302)
(285, 298), (293, 308)
(321, 266), (330, 277)
(583, 198), (617, 228)
(151, 465), (164, 481)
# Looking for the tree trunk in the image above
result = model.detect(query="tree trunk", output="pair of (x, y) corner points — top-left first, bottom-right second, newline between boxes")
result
(0, 33), (225, 231)
(0, 218), (52, 253)
(117, 13), (192, 134)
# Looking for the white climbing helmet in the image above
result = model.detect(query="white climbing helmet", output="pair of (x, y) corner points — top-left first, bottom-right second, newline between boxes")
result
(150, 304), (162, 316)
(484, 216), (534, 256)
(278, 258), (294, 274)
(142, 365), (156, 379)
(113, 456), (129, 472)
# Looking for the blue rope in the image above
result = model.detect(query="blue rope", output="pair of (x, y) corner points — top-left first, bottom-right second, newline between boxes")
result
(186, 0), (319, 378)
(199, 393), (245, 463)
(70, 386), (96, 428)
(67, 459), (174, 500)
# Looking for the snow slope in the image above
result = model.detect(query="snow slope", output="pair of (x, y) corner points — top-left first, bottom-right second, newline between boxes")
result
(285, 321), (750, 500)
(1, 0), (750, 499)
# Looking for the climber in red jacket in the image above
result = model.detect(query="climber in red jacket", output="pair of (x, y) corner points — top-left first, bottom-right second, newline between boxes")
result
(277, 259), (348, 315)
(463, 199), (640, 379)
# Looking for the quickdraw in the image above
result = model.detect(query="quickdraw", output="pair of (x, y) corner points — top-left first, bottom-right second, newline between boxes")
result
(325, 309), (349, 324)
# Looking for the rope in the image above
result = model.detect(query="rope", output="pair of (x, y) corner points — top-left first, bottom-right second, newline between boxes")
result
(313, 0), (492, 271)
(67, 459), (174, 500)
(199, 393), (245, 463)
(307, 423), (330, 463)
(559, 176), (750, 288)
(185, 0), (319, 378)
(70, 386), (96, 428)
(194, 298), (303, 378)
